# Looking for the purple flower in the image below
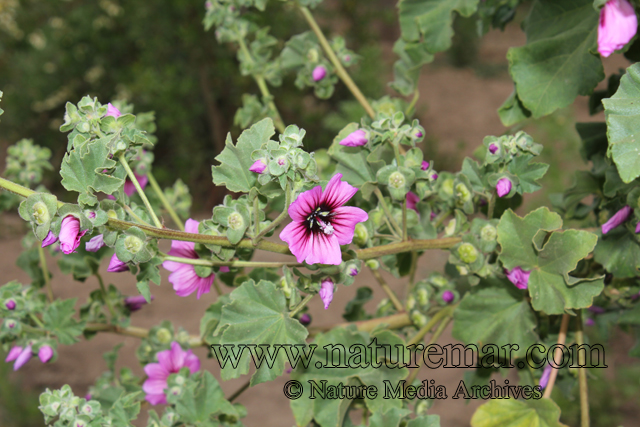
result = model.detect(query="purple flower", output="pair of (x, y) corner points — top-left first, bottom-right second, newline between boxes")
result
(299, 313), (311, 325)
(585, 318), (595, 327)
(87, 211), (96, 219)
(442, 290), (455, 304)
(249, 159), (267, 174)
(105, 103), (122, 118)
(489, 143), (499, 154)
(38, 345), (53, 363)
(142, 342), (200, 405)
(539, 364), (553, 389)
(312, 65), (327, 82)
(85, 393), (92, 400)
(602, 205), (632, 235)
(431, 173), (438, 180)
(279, 174), (368, 265)
(598, 0), (637, 58)
(59, 215), (87, 254)
(421, 161), (430, 171)
(406, 191), (420, 213)
(13, 345), (32, 371)
(588, 305), (606, 314)
(85, 234), (105, 252)
(636, 222), (640, 233)
(5, 299), (16, 310)
(124, 174), (148, 197)
(349, 268), (358, 277)
(107, 253), (129, 272)
(430, 211), (437, 220)
(496, 178), (512, 198)
(163, 219), (215, 299)
(5, 346), (22, 363)
(124, 295), (154, 312)
(506, 266), (530, 289)
(339, 129), (368, 147)
(41, 231), (59, 248)
(219, 266), (230, 273)
(319, 278), (334, 310)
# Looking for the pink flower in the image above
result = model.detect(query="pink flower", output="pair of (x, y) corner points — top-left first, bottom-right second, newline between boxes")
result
(5, 299), (16, 310)
(506, 266), (530, 289)
(496, 178), (512, 198)
(85, 234), (105, 252)
(105, 103), (122, 118)
(124, 295), (154, 311)
(415, 131), (423, 138)
(489, 143), (499, 154)
(421, 161), (430, 171)
(219, 266), (230, 273)
(598, 0), (637, 58)
(41, 231), (59, 248)
(431, 173), (438, 180)
(38, 346), (53, 363)
(13, 345), (32, 371)
(59, 215), (87, 254)
(406, 191), (420, 213)
(602, 205), (632, 234)
(319, 278), (334, 310)
(279, 173), (368, 265)
(142, 341), (200, 405)
(636, 222), (640, 233)
(249, 159), (267, 174)
(162, 219), (215, 299)
(5, 346), (22, 363)
(312, 65), (327, 82)
(107, 253), (129, 272)
(442, 290), (454, 303)
(107, 173), (148, 199)
(349, 268), (358, 276)
(339, 130), (368, 147)
(539, 364), (553, 389)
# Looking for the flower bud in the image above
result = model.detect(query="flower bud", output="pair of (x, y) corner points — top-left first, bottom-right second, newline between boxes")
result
(107, 253), (129, 272)
(38, 345), (53, 363)
(59, 215), (87, 254)
(598, 0), (637, 57)
(410, 311), (428, 327)
(406, 295), (416, 311)
(457, 243), (478, 264)
(496, 178), (512, 198)
(249, 159), (267, 174)
(480, 224), (497, 241)
(124, 235), (144, 254)
(488, 143), (499, 154)
(5, 319), (17, 329)
(32, 201), (50, 225)
(442, 290), (454, 304)
(539, 364), (553, 389)
(431, 173), (439, 181)
(455, 183), (471, 203)
(105, 103), (121, 118)
(124, 295), (154, 312)
(365, 259), (379, 270)
(41, 231), (59, 248)
(5, 346), (22, 362)
(312, 65), (327, 82)
(13, 345), (32, 370)
(602, 205), (632, 235)
(85, 234), (105, 252)
(416, 288), (429, 306)
(339, 129), (368, 147)
(421, 161), (430, 171)
(227, 212), (245, 230)
(319, 278), (334, 310)
(444, 219), (456, 236)
(505, 266), (530, 289)
(388, 171), (406, 189)
(299, 313), (311, 326)
(5, 299), (16, 310)
(156, 328), (172, 344)
(349, 267), (359, 277)
(353, 223), (369, 247)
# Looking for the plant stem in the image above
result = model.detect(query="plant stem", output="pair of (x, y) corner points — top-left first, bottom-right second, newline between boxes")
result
(374, 187), (402, 237)
(29, 313), (45, 329)
(409, 251), (418, 290)
(147, 171), (184, 231)
(118, 154), (162, 228)
(84, 322), (203, 347)
(487, 192), (496, 219)
(213, 279), (223, 296)
(37, 245), (54, 302)
(289, 294), (313, 318)
(252, 196), (260, 238)
(162, 254), (304, 268)
(405, 314), (452, 387)
(402, 199), (408, 241)
(404, 89), (420, 117)
(406, 305), (455, 347)
(576, 311), (590, 427)
(122, 204), (152, 227)
(228, 380), (251, 403)
(308, 312), (411, 336)
(96, 273), (116, 319)
(370, 267), (404, 312)
(298, 6), (376, 119)
(353, 237), (461, 260)
(252, 182), (291, 244)
(543, 313), (571, 398)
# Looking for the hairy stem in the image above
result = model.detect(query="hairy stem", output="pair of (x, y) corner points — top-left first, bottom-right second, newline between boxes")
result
(122, 204), (152, 227)
(370, 267), (404, 312)
(96, 273), (117, 319)
(162, 255), (303, 268)
(402, 199), (408, 241)
(308, 312), (411, 336)
(374, 187), (402, 237)
(543, 313), (571, 398)
(404, 89), (420, 117)
(119, 154), (162, 228)
(289, 294), (314, 318)
(252, 182), (291, 244)
(228, 380), (251, 403)
(147, 171), (184, 231)
(84, 322), (203, 347)
(298, 6), (376, 119)
(37, 245), (54, 303)
(576, 311), (590, 427)
(487, 192), (496, 220)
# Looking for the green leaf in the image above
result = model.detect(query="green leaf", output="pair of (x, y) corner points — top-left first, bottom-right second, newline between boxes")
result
(215, 279), (308, 385)
(60, 137), (123, 205)
(136, 281), (151, 303)
(507, 155), (549, 194)
(398, 0), (480, 53)
(453, 279), (538, 358)
(200, 295), (230, 345)
(212, 118), (275, 193)
(507, 0), (603, 118)
(497, 90), (531, 127)
(594, 228), (640, 277)
(407, 415), (441, 427)
(390, 39), (434, 96)
(471, 398), (567, 427)
(603, 63), (640, 183)
(108, 391), (141, 427)
(369, 407), (412, 427)
(175, 371), (236, 424)
(42, 299), (85, 345)
(343, 286), (373, 322)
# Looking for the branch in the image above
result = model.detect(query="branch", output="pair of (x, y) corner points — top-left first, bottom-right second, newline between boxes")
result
(543, 313), (571, 398)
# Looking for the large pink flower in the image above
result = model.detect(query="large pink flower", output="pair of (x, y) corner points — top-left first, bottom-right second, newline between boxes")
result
(279, 174), (368, 265)
(162, 219), (215, 299)
(598, 0), (637, 58)
(142, 341), (200, 405)
(59, 215), (87, 254)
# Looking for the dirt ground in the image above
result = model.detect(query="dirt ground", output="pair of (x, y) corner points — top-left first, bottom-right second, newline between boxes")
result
(2, 19), (639, 427)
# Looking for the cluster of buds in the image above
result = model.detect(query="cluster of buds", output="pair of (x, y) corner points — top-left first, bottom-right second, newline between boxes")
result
(407, 273), (458, 327)
(448, 219), (501, 285)
(4, 139), (52, 187)
(39, 385), (104, 427)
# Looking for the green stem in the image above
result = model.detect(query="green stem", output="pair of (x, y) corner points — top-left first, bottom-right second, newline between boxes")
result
(405, 314), (452, 387)
(404, 89), (420, 117)
(374, 187), (402, 237)
(409, 251), (418, 290)
(402, 199), (408, 241)
(228, 380), (251, 403)
(162, 255), (304, 268)
(118, 154), (162, 228)
(487, 192), (496, 219)
(96, 273), (116, 319)
(213, 279), (223, 296)
(252, 196), (260, 238)
(576, 312), (590, 427)
(308, 312), (411, 336)
(252, 183), (291, 244)
(29, 313), (45, 329)
(298, 6), (376, 119)
(147, 171), (184, 231)
(370, 267), (404, 312)
(354, 237), (461, 260)
(289, 294), (313, 318)
(122, 204), (152, 227)
(37, 245), (54, 302)
(406, 305), (455, 347)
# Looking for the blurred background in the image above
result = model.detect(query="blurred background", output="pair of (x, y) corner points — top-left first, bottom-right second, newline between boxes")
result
(1, 0), (639, 426)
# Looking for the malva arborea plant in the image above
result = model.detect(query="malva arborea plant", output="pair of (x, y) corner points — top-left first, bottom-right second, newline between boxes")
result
(1, 1), (640, 426)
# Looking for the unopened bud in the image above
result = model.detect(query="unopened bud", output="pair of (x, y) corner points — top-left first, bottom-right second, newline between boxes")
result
(457, 243), (478, 264)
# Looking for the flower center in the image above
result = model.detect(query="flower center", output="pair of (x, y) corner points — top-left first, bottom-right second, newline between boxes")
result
(306, 206), (334, 235)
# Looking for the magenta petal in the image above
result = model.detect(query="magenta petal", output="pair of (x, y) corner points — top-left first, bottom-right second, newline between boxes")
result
(319, 279), (334, 309)
(105, 103), (122, 118)
(85, 234), (105, 252)
(59, 215), (84, 254)
(184, 218), (200, 234)
(5, 346), (22, 362)
(506, 266), (530, 289)
(339, 129), (368, 147)
(598, 0), (637, 57)
(496, 178), (512, 198)
(406, 191), (420, 213)
(14, 346), (32, 371)
(421, 161), (430, 171)
(312, 65), (327, 81)
(38, 346), (53, 363)
(169, 342), (187, 371)
(321, 173), (358, 209)
(280, 222), (312, 263)
(184, 352), (201, 373)
(107, 253), (129, 272)
(288, 185), (323, 222)
(307, 233), (342, 265)
(330, 206), (369, 245)
(539, 364), (553, 389)
(602, 205), (632, 234)
(249, 159), (267, 174)
(41, 231), (59, 248)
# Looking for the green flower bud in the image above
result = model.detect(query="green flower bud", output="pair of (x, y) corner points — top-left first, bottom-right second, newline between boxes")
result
(416, 400), (430, 416)
(176, 330), (190, 344)
(107, 209), (118, 218)
(227, 212), (244, 231)
(455, 183), (471, 203)
(406, 295), (416, 311)
(156, 328), (172, 344)
(169, 386), (181, 396)
(456, 265), (469, 276)
(457, 243), (478, 264)
(307, 48), (319, 63)
(78, 122), (90, 133)
(365, 259), (379, 270)
(353, 223), (369, 247)
(416, 288), (429, 306)
(175, 375), (185, 385)
(444, 219), (456, 236)
(124, 235), (143, 254)
(73, 418), (88, 427)
(430, 275), (448, 288)
(51, 401), (61, 412)
(388, 171), (406, 189)
(442, 179), (454, 197)
(410, 310), (428, 328)
(32, 201), (50, 225)
(481, 224), (497, 241)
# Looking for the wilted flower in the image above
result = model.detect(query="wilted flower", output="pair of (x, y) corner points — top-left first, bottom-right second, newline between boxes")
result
(105, 103), (122, 118)
(598, 0), (637, 57)
(85, 234), (105, 252)
(539, 364), (553, 389)
(421, 161), (430, 171)
(59, 215), (87, 254)
(38, 345), (53, 363)
(506, 266), (530, 289)
(339, 129), (368, 147)
(442, 290), (455, 303)
(162, 219), (215, 299)
(41, 231), (59, 248)
(107, 253), (129, 272)
(319, 278), (334, 310)
(312, 65), (327, 82)
(496, 178), (512, 198)
(602, 205), (632, 235)
(142, 342), (200, 405)
(124, 295), (154, 311)
(249, 159), (267, 174)
(279, 173), (368, 265)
